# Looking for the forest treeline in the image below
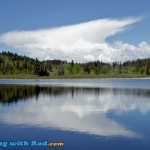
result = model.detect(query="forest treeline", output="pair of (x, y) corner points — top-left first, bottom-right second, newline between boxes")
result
(0, 51), (150, 77)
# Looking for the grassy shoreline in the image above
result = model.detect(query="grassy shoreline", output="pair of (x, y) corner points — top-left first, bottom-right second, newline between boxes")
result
(0, 73), (150, 79)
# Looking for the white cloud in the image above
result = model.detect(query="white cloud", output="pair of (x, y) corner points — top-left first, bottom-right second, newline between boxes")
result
(84, 54), (95, 61)
(0, 17), (148, 62)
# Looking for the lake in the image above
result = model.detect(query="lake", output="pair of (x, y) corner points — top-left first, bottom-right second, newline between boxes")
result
(0, 79), (150, 150)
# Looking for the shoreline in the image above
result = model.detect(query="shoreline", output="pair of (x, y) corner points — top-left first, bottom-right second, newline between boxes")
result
(0, 75), (150, 80)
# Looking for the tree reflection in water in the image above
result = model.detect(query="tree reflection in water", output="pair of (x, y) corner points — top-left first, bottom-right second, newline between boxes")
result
(1, 84), (150, 104)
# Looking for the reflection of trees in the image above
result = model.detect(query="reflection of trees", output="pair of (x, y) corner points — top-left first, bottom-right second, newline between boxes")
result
(0, 85), (38, 104)
(111, 88), (150, 98)
(0, 85), (80, 104)
(0, 84), (150, 104)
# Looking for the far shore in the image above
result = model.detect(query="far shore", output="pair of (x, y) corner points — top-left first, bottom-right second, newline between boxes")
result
(0, 74), (150, 80)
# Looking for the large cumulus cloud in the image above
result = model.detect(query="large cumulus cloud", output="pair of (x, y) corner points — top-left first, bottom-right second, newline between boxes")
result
(0, 17), (149, 62)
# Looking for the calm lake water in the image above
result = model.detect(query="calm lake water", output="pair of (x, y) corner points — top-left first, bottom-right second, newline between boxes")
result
(0, 79), (150, 150)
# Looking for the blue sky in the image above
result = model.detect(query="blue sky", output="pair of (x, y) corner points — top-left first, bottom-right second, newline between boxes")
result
(0, 0), (150, 62)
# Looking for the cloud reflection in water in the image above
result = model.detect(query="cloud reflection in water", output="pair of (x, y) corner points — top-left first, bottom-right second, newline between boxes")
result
(1, 86), (150, 138)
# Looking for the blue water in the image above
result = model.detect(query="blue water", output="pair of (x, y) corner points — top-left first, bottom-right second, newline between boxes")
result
(0, 78), (150, 88)
(0, 79), (150, 150)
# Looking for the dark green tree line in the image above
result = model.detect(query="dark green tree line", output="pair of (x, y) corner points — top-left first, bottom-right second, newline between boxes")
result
(0, 51), (150, 77)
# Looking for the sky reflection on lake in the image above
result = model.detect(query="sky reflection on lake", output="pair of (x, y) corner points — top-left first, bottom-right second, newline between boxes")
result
(1, 82), (150, 140)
